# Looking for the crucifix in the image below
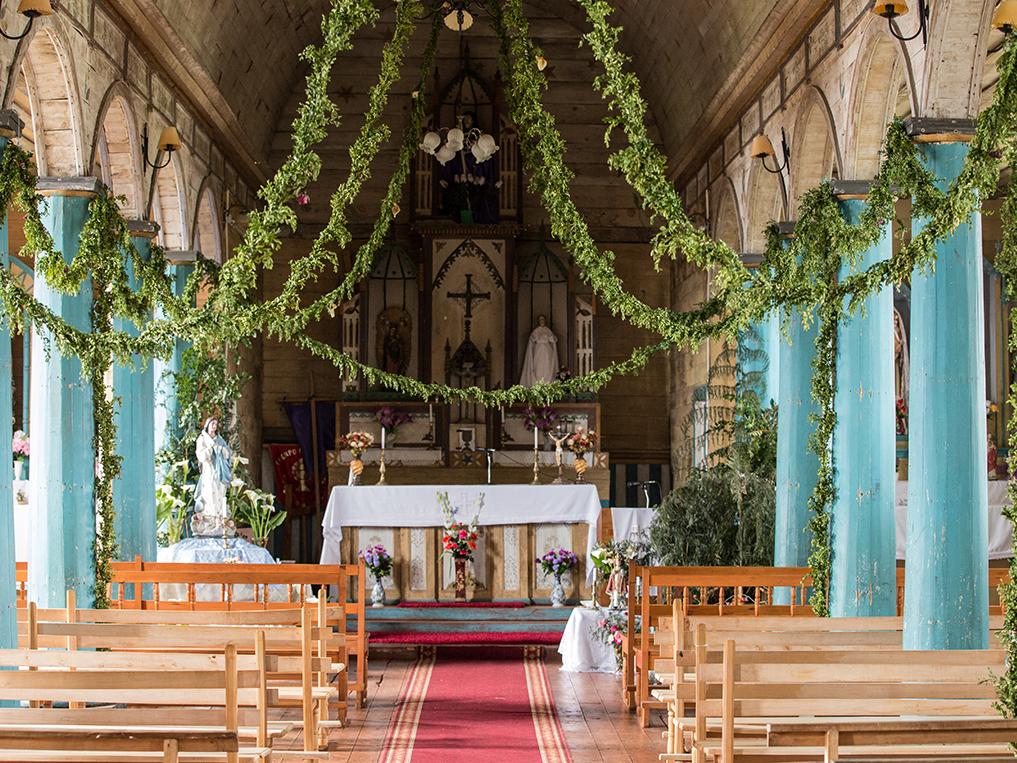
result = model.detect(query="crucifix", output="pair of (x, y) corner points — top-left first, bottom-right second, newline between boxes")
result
(447, 273), (491, 340)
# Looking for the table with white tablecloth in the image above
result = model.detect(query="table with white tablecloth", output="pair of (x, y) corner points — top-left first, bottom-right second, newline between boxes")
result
(320, 483), (603, 585)
(895, 480), (1012, 559)
(610, 507), (655, 542)
(155, 536), (277, 601)
(558, 605), (620, 673)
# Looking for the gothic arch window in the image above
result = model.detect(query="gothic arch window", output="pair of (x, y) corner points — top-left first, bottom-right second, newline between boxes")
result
(193, 184), (222, 264)
(516, 240), (569, 382)
(367, 239), (420, 386)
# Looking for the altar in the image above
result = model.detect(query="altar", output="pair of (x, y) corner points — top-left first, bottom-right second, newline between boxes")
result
(321, 484), (602, 603)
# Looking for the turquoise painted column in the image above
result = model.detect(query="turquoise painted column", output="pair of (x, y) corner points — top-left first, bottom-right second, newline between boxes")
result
(0, 124), (17, 655)
(28, 177), (101, 609)
(830, 186), (896, 617)
(112, 220), (158, 564)
(904, 133), (988, 649)
(774, 223), (818, 602)
(153, 250), (196, 462)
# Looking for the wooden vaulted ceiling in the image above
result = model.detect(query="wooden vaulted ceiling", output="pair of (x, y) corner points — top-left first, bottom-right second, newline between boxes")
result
(115, 0), (824, 187)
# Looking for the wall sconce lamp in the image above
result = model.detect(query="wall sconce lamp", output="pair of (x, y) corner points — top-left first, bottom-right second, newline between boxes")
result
(874, 1), (930, 46)
(141, 123), (181, 174)
(750, 128), (790, 175)
(0, 0), (52, 41)
(993, 0), (1017, 35)
(751, 129), (791, 218)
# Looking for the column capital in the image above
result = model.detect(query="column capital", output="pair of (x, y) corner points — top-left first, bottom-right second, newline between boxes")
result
(739, 252), (764, 268)
(36, 176), (103, 198)
(0, 109), (23, 139)
(831, 180), (874, 200)
(904, 117), (976, 144)
(163, 249), (199, 266)
(126, 219), (159, 239)
(776, 221), (797, 238)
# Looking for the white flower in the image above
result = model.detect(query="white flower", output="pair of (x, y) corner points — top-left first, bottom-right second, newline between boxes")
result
(236, 456), (250, 465)
(230, 478), (245, 489)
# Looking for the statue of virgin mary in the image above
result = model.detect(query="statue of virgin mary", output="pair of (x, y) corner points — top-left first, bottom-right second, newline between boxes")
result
(520, 315), (559, 387)
(194, 417), (233, 530)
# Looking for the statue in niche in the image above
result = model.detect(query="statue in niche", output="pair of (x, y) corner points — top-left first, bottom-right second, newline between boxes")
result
(376, 307), (412, 375)
(520, 314), (559, 387)
(439, 111), (501, 224)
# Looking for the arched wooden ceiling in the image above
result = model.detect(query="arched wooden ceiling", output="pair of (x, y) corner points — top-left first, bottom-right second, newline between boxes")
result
(134, 0), (822, 183)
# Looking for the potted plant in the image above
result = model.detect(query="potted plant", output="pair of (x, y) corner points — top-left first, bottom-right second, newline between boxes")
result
(438, 491), (483, 600)
(565, 428), (597, 481)
(12, 430), (28, 481)
(538, 547), (578, 607)
(359, 544), (393, 608)
(338, 431), (375, 485)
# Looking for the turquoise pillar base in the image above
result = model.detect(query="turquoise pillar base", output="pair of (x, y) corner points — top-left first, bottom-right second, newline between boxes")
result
(0, 136), (14, 652)
(112, 228), (156, 564)
(774, 296), (820, 603)
(28, 184), (98, 609)
(903, 141), (988, 649)
(830, 198), (896, 617)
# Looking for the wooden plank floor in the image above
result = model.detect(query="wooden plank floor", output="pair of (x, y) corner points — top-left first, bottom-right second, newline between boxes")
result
(272, 649), (665, 761)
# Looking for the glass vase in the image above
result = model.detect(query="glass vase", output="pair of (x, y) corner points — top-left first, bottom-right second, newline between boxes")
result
(371, 576), (385, 608)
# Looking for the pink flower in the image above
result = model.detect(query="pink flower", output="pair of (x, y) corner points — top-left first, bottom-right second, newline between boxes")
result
(613, 631), (623, 644)
(459, 530), (468, 539)
(597, 619), (607, 627)
(296, 192), (310, 207)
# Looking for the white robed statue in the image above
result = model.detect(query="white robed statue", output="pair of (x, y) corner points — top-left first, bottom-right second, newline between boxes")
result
(520, 315), (559, 387)
(193, 417), (233, 534)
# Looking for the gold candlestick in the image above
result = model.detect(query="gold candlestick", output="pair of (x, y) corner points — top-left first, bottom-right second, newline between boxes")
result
(531, 447), (540, 485)
(377, 448), (388, 485)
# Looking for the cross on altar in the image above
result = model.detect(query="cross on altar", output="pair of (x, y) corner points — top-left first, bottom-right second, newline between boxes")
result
(447, 273), (491, 340)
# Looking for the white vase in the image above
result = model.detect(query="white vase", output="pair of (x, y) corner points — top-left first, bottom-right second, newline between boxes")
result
(371, 577), (385, 608)
(551, 574), (566, 607)
(13, 460), (23, 481)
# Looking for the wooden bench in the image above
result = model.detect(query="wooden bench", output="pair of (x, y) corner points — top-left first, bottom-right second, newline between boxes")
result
(0, 726), (240, 762)
(0, 645), (271, 762)
(677, 634), (1008, 762)
(107, 560), (370, 711)
(18, 597), (336, 758)
(629, 566), (814, 726)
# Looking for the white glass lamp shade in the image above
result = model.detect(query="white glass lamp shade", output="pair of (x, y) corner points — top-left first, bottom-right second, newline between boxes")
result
(476, 133), (498, 158)
(446, 127), (465, 151)
(419, 131), (441, 155)
(435, 144), (457, 165)
(470, 143), (487, 163)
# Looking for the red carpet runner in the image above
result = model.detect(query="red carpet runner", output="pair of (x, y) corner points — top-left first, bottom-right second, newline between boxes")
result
(380, 647), (572, 762)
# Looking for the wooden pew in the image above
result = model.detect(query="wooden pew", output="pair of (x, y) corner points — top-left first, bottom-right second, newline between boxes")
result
(0, 727), (240, 762)
(677, 630), (1008, 762)
(17, 599), (336, 758)
(630, 566), (813, 727)
(107, 560), (370, 711)
(0, 645), (271, 762)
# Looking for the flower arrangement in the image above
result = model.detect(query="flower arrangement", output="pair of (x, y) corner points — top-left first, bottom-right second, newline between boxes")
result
(156, 460), (194, 547)
(232, 486), (286, 547)
(565, 428), (597, 456)
(592, 610), (639, 670)
(359, 544), (393, 579)
(537, 547), (578, 578)
(590, 535), (654, 578)
(437, 490), (483, 561)
(895, 398), (908, 436)
(12, 430), (29, 462)
(523, 405), (559, 433)
(338, 431), (375, 458)
(376, 406), (412, 433)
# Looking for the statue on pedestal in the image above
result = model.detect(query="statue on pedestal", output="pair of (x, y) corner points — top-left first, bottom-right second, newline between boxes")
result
(192, 417), (234, 537)
(520, 315), (559, 387)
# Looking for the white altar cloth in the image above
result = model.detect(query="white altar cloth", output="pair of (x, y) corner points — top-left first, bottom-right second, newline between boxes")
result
(895, 480), (1012, 560)
(611, 507), (655, 542)
(156, 537), (278, 601)
(321, 484), (603, 582)
(558, 605), (619, 673)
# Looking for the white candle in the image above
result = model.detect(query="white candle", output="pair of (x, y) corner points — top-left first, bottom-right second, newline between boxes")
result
(429, 404), (434, 425)
(533, 426), (538, 450)
(381, 427), (386, 449)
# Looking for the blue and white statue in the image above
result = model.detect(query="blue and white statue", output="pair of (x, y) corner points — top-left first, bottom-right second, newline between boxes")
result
(193, 417), (233, 535)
